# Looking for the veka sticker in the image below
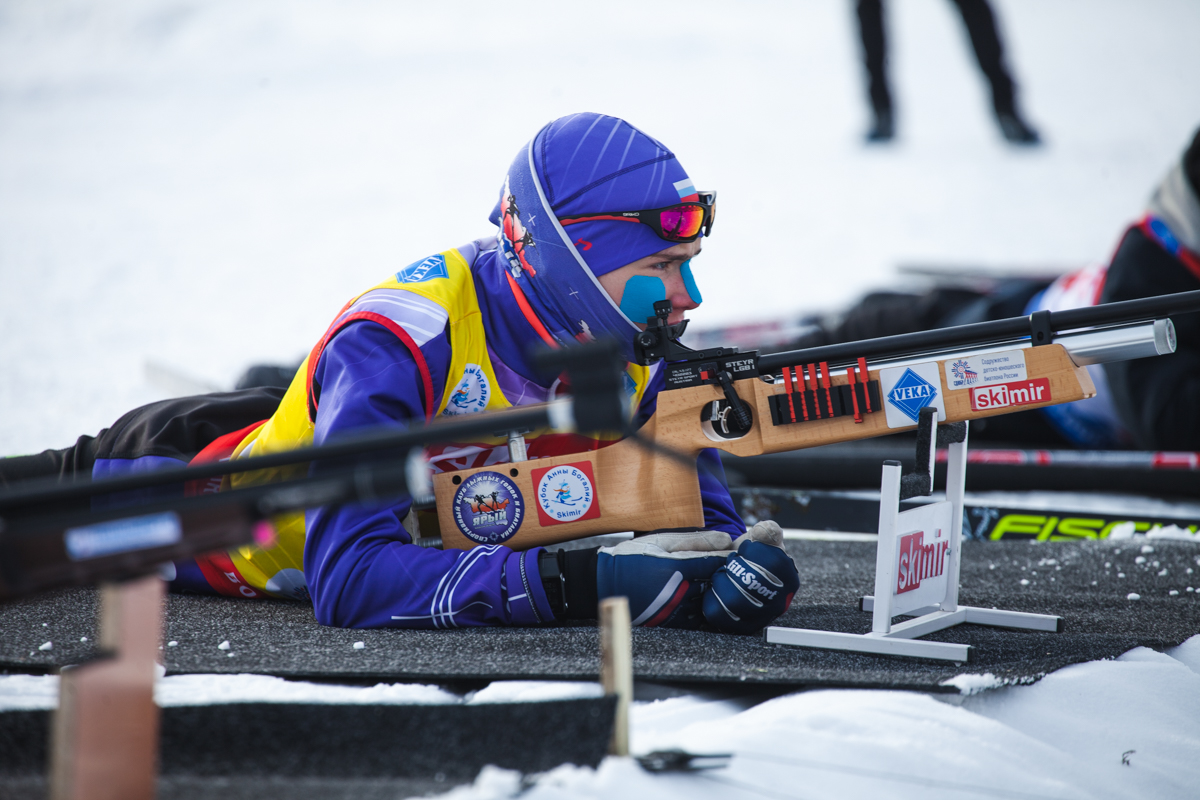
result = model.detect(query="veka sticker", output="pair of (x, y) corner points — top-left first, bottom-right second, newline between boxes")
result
(395, 254), (449, 284)
(879, 363), (946, 428)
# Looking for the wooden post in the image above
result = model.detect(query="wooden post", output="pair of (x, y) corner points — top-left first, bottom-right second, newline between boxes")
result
(49, 575), (164, 800)
(599, 596), (632, 756)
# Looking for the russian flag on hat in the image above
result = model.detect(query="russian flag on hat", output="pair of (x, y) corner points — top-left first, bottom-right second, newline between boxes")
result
(674, 177), (699, 202)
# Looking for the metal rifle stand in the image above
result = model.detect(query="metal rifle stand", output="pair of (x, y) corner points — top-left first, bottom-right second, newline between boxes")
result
(765, 409), (1062, 662)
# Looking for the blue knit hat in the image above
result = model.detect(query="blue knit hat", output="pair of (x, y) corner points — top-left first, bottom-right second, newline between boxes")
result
(489, 113), (698, 360)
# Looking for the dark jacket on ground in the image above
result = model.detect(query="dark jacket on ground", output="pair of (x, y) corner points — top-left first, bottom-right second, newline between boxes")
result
(1101, 226), (1200, 450)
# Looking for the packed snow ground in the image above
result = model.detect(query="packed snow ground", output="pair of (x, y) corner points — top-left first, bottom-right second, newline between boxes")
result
(443, 640), (1200, 800)
(2, 0), (1200, 454)
(4, 638), (1198, 799)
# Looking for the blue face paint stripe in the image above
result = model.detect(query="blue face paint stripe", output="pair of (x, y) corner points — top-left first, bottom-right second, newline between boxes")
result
(681, 260), (703, 305)
(619, 275), (667, 325)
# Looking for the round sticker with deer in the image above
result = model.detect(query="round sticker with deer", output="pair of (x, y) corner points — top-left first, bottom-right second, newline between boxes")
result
(452, 471), (524, 545)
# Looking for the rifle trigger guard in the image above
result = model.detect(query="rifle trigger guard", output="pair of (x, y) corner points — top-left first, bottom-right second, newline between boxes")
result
(701, 371), (754, 439)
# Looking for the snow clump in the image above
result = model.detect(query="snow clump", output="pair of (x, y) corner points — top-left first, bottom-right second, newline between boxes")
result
(1147, 525), (1199, 541)
(1108, 522), (1136, 539)
(940, 672), (1006, 695)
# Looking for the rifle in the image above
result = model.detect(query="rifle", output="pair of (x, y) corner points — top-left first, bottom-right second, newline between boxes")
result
(432, 290), (1199, 550)
(1, 291), (1197, 595)
(0, 345), (629, 598)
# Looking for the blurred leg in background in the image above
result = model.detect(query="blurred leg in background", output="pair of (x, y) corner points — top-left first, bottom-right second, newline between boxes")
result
(950, 0), (1040, 144)
(853, 0), (1040, 145)
(856, 0), (894, 142)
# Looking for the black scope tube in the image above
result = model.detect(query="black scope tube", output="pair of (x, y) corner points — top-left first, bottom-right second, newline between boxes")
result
(0, 404), (567, 515)
(758, 288), (1200, 375)
(1, 451), (415, 543)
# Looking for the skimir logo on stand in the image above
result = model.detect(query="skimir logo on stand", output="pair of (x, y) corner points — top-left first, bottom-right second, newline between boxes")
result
(443, 364), (490, 416)
(886, 368), (938, 422)
(452, 471), (524, 545)
(896, 530), (948, 594)
(532, 462), (601, 526)
(395, 255), (449, 284)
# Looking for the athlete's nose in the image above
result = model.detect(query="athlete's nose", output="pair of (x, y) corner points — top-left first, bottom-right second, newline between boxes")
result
(665, 274), (699, 322)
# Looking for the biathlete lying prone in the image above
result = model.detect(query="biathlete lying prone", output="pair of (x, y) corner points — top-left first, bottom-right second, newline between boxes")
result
(0, 113), (801, 634)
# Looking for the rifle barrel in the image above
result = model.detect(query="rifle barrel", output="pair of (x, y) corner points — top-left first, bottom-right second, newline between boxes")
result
(758, 289), (1200, 374)
(0, 401), (574, 515)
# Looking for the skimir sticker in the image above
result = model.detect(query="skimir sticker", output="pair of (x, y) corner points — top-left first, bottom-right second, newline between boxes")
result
(970, 378), (1051, 411)
(532, 461), (601, 527)
(896, 530), (949, 594)
(395, 254), (449, 284)
(946, 349), (1027, 390)
(443, 364), (490, 416)
(879, 363), (946, 428)
(452, 471), (524, 545)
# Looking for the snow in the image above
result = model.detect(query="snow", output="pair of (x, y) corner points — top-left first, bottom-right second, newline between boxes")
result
(0, 642), (1197, 796)
(938, 671), (1008, 695)
(0, 674), (602, 711)
(433, 638), (1200, 800)
(3, 0), (1200, 454)
(155, 673), (460, 707)
(1147, 525), (1200, 542)
(466, 681), (605, 705)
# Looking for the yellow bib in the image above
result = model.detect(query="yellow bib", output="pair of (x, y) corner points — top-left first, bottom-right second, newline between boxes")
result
(221, 246), (653, 598)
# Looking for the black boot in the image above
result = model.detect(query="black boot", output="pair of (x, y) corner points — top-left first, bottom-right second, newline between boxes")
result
(996, 111), (1040, 145)
(866, 107), (894, 143)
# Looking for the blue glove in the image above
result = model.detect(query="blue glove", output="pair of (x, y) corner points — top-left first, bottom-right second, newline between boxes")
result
(597, 531), (735, 629)
(703, 521), (800, 634)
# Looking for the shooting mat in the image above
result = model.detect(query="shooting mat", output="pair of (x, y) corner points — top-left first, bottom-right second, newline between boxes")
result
(2, 538), (1198, 691)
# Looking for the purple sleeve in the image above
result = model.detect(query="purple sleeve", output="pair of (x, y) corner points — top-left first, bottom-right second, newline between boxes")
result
(634, 368), (745, 537)
(304, 320), (555, 629)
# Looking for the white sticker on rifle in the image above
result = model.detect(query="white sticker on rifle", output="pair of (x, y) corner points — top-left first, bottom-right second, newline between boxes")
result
(944, 349), (1027, 390)
(65, 512), (182, 561)
(879, 362), (946, 429)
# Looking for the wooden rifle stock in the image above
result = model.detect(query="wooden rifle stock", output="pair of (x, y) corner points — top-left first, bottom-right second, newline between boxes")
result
(435, 343), (1093, 550)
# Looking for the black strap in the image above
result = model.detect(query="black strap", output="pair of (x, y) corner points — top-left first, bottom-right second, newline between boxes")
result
(537, 547), (600, 621)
